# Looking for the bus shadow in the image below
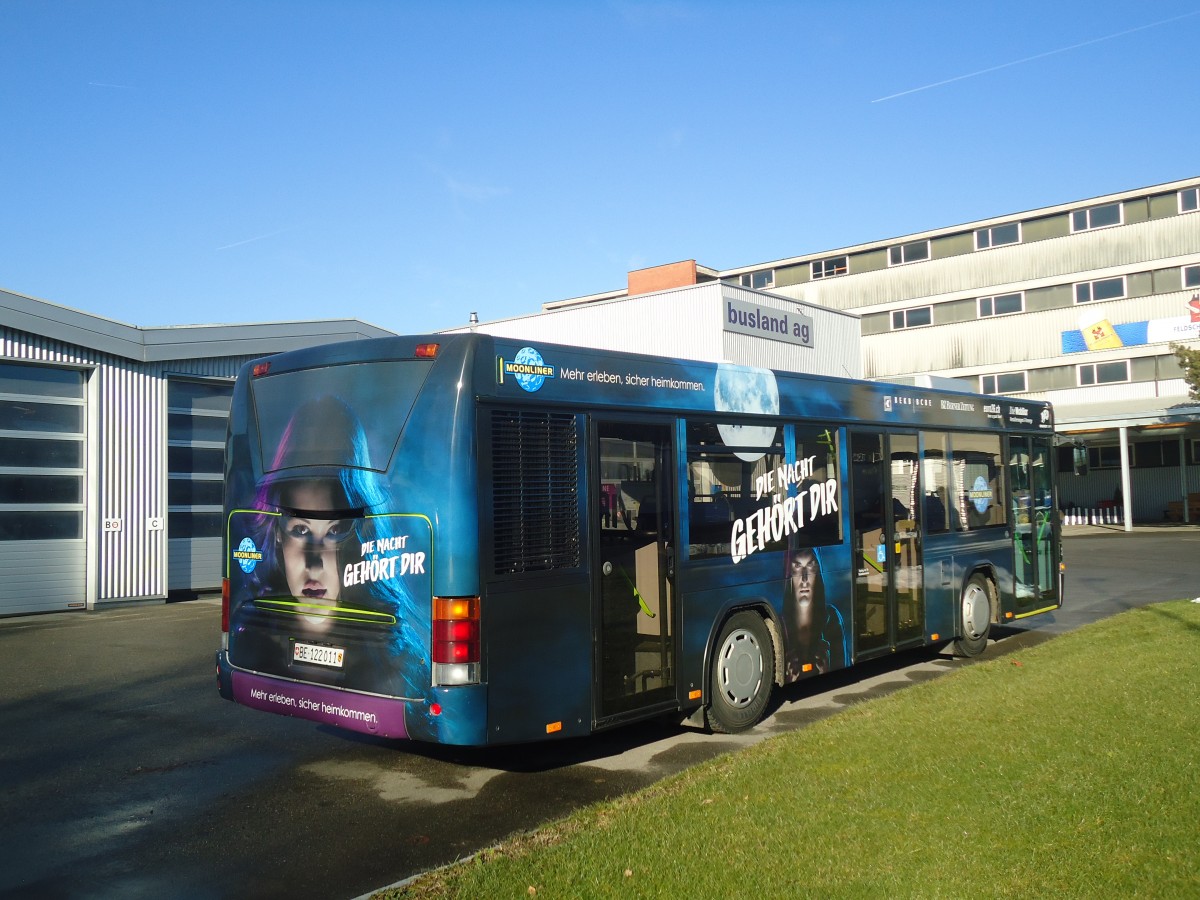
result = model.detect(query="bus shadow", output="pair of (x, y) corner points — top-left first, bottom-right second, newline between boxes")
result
(328, 644), (990, 773)
(326, 714), (703, 773)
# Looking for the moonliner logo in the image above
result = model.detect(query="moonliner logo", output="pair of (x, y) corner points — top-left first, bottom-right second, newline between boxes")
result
(234, 537), (263, 574)
(970, 475), (992, 515)
(498, 347), (556, 393)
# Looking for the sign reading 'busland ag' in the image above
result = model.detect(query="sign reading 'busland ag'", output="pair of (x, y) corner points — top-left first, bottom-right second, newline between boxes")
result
(724, 295), (814, 349)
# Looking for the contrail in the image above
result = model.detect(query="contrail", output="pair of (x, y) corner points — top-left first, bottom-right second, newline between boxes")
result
(215, 227), (293, 251)
(87, 81), (137, 89)
(872, 9), (1200, 103)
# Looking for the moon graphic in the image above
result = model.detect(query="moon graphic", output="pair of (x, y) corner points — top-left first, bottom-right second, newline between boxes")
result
(714, 364), (779, 462)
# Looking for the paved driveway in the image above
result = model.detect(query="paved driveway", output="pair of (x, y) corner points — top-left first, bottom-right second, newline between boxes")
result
(2, 528), (1197, 899)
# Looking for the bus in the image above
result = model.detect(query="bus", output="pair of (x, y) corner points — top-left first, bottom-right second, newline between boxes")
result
(216, 334), (1063, 745)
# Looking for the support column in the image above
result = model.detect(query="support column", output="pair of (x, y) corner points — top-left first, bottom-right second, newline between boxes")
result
(1182, 435), (1191, 525)
(1118, 426), (1133, 532)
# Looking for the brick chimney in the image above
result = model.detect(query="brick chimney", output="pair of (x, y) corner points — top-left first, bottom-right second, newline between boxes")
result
(628, 260), (716, 297)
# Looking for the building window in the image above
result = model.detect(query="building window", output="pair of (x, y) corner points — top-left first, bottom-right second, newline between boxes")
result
(980, 371), (1027, 394)
(1078, 360), (1130, 386)
(1071, 202), (1122, 232)
(1074, 276), (1126, 304)
(167, 379), (232, 540)
(1184, 264), (1200, 289)
(1181, 188), (1198, 214)
(1088, 445), (1121, 469)
(1139, 440), (1183, 468)
(1081, 441), (1184, 469)
(888, 240), (930, 266)
(975, 222), (1021, 250)
(811, 256), (848, 279)
(739, 270), (775, 290)
(891, 306), (932, 330)
(978, 292), (1024, 318)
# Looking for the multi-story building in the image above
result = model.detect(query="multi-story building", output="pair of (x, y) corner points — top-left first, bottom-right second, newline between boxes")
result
(727, 176), (1200, 525)
(536, 176), (1200, 526)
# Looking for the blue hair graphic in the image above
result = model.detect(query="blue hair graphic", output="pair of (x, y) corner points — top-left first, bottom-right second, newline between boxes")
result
(239, 393), (440, 740)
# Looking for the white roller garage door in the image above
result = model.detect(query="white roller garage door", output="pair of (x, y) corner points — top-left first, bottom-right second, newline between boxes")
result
(167, 378), (231, 592)
(0, 362), (88, 615)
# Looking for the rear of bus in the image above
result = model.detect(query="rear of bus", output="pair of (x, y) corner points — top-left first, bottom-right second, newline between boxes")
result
(216, 336), (487, 745)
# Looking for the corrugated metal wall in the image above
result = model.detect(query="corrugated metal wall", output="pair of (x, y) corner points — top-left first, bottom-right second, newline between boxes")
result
(2, 325), (249, 605)
(775, 215), (1200, 312)
(767, 213), (1200, 381)
(1058, 464), (1200, 521)
(861, 288), (1200, 379)
(454, 282), (863, 377)
(99, 362), (165, 599)
(454, 282), (726, 361)
(719, 285), (863, 378)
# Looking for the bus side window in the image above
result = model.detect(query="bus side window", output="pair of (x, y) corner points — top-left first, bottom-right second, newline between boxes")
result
(950, 432), (1007, 531)
(685, 419), (785, 559)
(921, 431), (951, 534)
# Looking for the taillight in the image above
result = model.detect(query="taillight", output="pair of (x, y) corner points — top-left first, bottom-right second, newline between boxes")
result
(432, 596), (479, 685)
(415, 343), (440, 358)
(221, 578), (230, 634)
(251, 361), (271, 377)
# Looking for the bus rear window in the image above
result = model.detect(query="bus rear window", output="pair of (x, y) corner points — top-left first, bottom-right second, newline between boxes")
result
(252, 361), (432, 473)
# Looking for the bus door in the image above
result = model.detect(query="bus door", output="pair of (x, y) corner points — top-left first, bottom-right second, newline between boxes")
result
(850, 431), (925, 658)
(1008, 435), (1059, 613)
(594, 420), (676, 722)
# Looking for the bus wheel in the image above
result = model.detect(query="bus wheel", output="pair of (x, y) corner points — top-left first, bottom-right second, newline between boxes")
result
(708, 611), (774, 734)
(953, 573), (994, 657)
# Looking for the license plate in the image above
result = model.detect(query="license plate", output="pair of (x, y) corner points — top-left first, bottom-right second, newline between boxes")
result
(293, 642), (345, 668)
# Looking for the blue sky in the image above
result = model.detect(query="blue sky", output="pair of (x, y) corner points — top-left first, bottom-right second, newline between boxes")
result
(3, 1), (1198, 333)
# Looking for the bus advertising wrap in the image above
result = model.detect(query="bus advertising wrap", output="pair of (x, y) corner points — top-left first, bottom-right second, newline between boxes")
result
(224, 377), (477, 743)
(493, 343), (1052, 433)
(219, 334), (1060, 747)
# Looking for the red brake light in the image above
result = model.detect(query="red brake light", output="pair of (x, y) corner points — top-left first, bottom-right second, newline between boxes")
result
(221, 578), (230, 633)
(433, 619), (478, 642)
(415, 343), (440, 359)
(432, 596), (479, 665)
(252, 361), (271, 377)
(436, 642), (475, 664)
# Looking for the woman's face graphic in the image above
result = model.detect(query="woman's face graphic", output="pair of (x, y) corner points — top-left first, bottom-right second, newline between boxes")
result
(278, 483), (352, 628)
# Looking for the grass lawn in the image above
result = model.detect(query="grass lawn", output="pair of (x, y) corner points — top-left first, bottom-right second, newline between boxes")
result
(380, 600), (1200, 898)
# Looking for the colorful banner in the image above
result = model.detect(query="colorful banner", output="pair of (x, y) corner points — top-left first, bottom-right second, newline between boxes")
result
(1063, 297), (1200, 353)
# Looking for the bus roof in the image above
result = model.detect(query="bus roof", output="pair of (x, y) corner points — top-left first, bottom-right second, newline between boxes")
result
(242, 332), (1054, 436)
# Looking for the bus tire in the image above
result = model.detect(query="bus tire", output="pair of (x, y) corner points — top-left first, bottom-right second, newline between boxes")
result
(708, 611), (774, 734)
(953, 573), (994, 657)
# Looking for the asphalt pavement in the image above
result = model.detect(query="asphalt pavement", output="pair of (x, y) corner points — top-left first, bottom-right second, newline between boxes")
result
(2, 526), (1198, 899)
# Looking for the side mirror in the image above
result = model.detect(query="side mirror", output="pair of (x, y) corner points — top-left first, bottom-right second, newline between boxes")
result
(1072, 446), (1089, 477)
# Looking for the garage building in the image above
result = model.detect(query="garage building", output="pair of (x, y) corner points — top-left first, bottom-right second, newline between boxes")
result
(0, 286), (393, 615)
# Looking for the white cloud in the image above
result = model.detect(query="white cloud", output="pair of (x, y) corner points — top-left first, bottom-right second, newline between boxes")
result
(444, 175), (511, 202)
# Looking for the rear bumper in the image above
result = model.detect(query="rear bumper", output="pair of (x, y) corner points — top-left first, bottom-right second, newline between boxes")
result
(215, 650), (410, 739)
(215, 650), (490, 744)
